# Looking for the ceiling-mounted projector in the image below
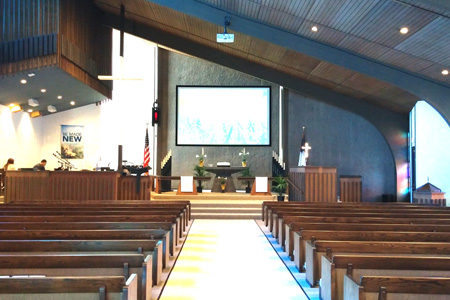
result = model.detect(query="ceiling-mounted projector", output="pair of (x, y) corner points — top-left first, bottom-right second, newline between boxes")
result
(28, 98), (39, 107)
(217, 33), (234, 43)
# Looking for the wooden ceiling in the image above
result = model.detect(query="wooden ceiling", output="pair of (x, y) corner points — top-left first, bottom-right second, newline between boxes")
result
(94, 0), (450, 113)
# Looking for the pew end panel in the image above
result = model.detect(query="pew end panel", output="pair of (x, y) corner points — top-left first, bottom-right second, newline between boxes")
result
(293, 231), (302, 271)
(320, 255), (336, 300)
(343, 274), (364, 300)
(125, 273), (139, 300)
(153, 241), (163, 286)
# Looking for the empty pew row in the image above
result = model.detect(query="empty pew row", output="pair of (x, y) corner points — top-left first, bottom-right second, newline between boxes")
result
(0, 201), (191, 300)
(260, 202), (450, 300)
(0, 274), (138, 300)
(344, 275), (450, 300)
(284, 218), (450, 259)
(305, 240), (450, 287)
(321, 255), (450, 300)
(0, 254), (149, 300)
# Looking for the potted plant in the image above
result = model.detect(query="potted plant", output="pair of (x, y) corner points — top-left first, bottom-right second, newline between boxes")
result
(240, 167), (253, 193)
(273, 176), (287, 201)
(196, 148), (207, 167)
(238, 148), (249, 167)
(193, 165), (208, 193)
(218, 176), (227, 193)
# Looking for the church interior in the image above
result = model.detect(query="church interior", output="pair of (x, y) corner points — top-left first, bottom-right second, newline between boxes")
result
(1, 0), (450, 299)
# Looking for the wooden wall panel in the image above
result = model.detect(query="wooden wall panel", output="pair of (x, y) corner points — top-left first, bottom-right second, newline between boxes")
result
(340, 176), (362, 203)
(117, 176), (153, 201)
(289, 167), (337, 202)
(1, 0), (59, 41)
(5, 171), (119, 202)
(59, 0), (112, 79)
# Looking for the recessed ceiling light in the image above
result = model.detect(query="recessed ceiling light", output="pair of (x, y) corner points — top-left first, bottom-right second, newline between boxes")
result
(400, 27), (408, 34)
(41, 89), (46, 93)
(442, 69), (449, 76)
(28, 73), (36, 77)
(27, 109), (33, 113)
(311, 26), (318, 32)
(70, 101), (76, 106)
(20, 79), (27, 84)
(57, 95), (63, 100)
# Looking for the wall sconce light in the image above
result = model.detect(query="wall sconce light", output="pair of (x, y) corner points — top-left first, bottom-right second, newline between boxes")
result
(10, 104), (22, 113)
(30, 111), (42, 118)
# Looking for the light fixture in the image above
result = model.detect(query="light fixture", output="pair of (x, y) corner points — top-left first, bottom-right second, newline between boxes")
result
(311, 26), (318, 32)
(217, 16), (234, 43)
(28, 72), (36, 77)
(10, 104), (22, 113)
(442, 69), (449, 76)
(20, 79), (27, 84)
(400, 27), (408, 34)
(70, 101), (75, 106)
(57, 95), (63, 99)
(28, 98), (39, 107)
(47, 105), (57, 113)
(41, 89), (46, 93)
(30, 111), (42, 118)
(27, 109), (33, 113)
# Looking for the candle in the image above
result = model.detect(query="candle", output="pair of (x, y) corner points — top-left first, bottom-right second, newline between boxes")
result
(202, 147), (204, 155)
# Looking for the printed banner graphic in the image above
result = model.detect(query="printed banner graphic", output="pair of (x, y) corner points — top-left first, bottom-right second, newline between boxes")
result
(61, 125), (84, 159)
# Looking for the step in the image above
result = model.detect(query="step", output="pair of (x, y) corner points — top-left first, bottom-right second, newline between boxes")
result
(192, 212), (261, 220)
(191, 203), (262, 208)
(192, 207), (261, 214)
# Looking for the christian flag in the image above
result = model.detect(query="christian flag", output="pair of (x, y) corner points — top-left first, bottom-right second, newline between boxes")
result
(298, 127), (306, 166)
(143, 127), (150, 169)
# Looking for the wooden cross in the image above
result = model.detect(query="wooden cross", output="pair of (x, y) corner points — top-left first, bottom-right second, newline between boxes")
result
(302, 142), (311, 158)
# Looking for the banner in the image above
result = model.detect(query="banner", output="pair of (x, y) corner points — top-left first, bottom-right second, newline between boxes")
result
(61, 125), (84, 159)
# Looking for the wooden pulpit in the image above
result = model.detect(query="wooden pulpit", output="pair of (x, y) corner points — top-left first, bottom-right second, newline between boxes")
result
(289, 166), (337, 202)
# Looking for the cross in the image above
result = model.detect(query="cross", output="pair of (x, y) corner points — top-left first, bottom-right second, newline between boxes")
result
(302, 142), (312, 158)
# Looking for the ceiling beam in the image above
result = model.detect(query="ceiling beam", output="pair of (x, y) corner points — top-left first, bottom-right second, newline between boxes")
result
(147, 0), (450, 126)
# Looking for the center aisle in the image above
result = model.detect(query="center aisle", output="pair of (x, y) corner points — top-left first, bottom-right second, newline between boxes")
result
(159, 219), (308, 300)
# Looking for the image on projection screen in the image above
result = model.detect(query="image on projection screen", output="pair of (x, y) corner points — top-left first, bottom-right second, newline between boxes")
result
(176, 86), (271, 145)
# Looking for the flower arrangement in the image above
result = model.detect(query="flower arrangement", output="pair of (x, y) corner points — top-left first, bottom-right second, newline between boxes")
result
(196, 148), (207, 167)
(238, 148), (249, 162)
(218, 176), (227, 185)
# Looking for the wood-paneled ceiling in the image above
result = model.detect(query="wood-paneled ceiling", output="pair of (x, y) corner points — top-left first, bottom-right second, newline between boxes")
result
(94, 0), (450, 114)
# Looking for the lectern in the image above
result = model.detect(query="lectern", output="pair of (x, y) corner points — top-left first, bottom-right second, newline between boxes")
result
(289, 166), (337, 202)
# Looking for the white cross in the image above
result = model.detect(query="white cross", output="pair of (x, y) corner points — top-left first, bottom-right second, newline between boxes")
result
(302, 142), (312, 158)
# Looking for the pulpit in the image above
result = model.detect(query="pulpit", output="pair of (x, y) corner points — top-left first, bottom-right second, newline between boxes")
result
(289, 166), (337, 202)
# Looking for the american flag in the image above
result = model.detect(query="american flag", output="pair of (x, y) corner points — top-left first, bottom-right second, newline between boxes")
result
(143, 127), (150, 168)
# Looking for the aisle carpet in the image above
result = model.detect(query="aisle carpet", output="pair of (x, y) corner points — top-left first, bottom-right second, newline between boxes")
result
(159, 219), (308, 300)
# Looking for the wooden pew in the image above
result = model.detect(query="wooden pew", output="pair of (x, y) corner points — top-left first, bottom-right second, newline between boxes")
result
(343, 275), (450, 300)
(305, 240), (450, 287)
(0, 229), (166, 283)
(261, 201), (448, 225)
(0, 221), (178, 257)
(321, 255), (450, 300)
(0, 274), (138, 300)
(274, 210), (450, 241)
(293, 230), (450, 272)
(285, 220), (450, 260)
(0, 254), (151, 300)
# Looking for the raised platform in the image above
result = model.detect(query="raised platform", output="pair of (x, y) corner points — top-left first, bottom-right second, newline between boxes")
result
(151, 191), (281, 219)
(151, 191), (277, 201)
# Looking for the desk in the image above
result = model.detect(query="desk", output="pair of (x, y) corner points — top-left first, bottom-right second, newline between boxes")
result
(205, 167), (245, 193)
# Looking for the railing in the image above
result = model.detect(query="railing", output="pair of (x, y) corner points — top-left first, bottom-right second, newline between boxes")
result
(160, 150), (172, 192)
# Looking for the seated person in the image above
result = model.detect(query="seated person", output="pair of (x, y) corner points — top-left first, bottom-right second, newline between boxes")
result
(33, 159), (47, 171)
(3, 158), (16, 171)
